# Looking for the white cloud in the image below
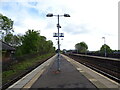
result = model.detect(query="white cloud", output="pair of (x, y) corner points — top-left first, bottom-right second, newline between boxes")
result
(0, 0), (119, 50)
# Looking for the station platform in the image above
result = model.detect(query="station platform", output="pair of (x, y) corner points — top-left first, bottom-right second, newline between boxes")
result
(7, 54), (119, 89)
(30, 55), (97, 89)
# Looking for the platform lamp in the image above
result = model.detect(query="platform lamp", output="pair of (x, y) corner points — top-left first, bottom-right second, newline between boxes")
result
(46, 13), (70, 72)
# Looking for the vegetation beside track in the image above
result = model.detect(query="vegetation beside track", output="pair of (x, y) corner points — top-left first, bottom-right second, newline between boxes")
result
(2, 53), (55, 85)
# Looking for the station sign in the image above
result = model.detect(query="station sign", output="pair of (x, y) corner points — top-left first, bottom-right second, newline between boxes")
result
(53, 33), (64, 37)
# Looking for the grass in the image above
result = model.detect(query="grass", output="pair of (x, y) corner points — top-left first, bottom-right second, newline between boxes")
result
(2, 53), (55, 84)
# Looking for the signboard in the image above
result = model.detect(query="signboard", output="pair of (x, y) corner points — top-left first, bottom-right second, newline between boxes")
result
(53, 33), (64, 37)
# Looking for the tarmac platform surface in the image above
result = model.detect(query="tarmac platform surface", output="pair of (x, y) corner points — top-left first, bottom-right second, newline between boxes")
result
(30, 55), (97, 89)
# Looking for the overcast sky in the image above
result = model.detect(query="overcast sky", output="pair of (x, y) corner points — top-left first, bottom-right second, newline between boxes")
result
(0, 0), (119, 51)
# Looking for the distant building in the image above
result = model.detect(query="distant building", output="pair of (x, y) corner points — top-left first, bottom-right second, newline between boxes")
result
(1, 40), (15, 62)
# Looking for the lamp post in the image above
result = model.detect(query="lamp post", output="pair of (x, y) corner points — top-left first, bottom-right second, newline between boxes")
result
(46, 13), (70, 71)
(102, 37), (106, 57)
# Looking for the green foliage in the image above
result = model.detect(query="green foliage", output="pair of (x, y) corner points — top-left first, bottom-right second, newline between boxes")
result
(75, 42), (88, 53)
(2, 53), (54, 84)
(4, 33), (22, 47)
(15, 29), (55, 56)
(21, 29), (40, 54)
(0, 14), (55, 56)
(4, 33), (13, 43)
(0, 13), (13, 35)
(100, 44), (112, 54)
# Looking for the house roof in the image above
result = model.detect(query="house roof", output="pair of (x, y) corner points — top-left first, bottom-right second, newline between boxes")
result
(0, 40), (15, 51)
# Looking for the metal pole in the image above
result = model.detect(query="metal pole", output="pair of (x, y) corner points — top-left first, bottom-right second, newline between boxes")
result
(46, 13), (70, 71)
(57, 15), (60, 71)
(104, 38), (107, 57)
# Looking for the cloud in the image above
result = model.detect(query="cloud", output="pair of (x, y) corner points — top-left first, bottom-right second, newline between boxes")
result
(0, 0), (119, 50)
(63, 23), (91, 35)
(28, 2), (38, 6)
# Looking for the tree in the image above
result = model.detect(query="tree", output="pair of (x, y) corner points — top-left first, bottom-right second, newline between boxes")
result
(15, 29), (55, 56)
(21, 29), (40, 54)
(100, 44), (112, 54)
(4, 33), (22, 47)
(45, 40), (54, 53)
(75, 42), (88, 53)
(0, 13), (14, 36)
(4, 33), (13, 44)
(38, 36), (47, 54)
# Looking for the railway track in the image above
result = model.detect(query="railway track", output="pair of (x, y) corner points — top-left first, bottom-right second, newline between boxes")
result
(65, 54), (120, 83)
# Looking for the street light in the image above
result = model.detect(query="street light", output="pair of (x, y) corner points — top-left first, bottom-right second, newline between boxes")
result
(46, 13), (53, 17)
(46, 13), (70, 17)
(102, 37), (106, 57)
(46, 13), (70, 72)
(64, 14), (70, 17)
